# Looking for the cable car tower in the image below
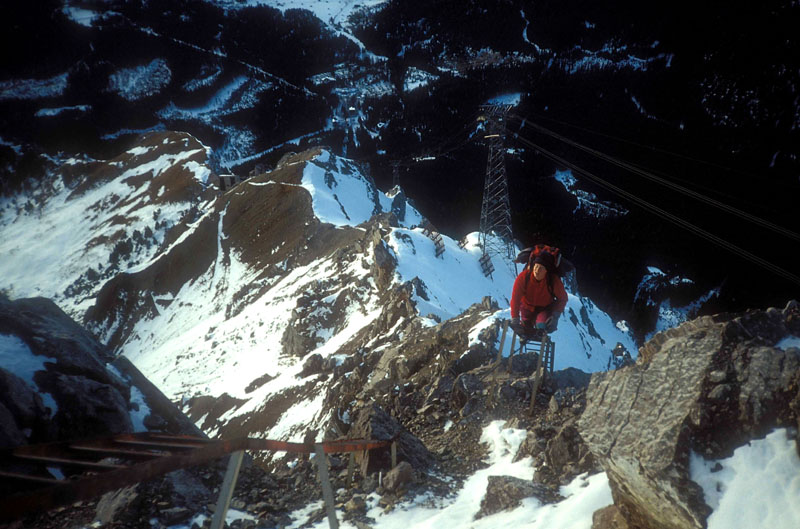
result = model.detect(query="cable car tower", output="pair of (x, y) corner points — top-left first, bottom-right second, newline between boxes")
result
(478, 104), (515, 275)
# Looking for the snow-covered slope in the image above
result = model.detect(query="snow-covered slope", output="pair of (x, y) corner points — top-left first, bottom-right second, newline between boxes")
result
(0, 132), (216, 317)
(0, 138), (634, 448)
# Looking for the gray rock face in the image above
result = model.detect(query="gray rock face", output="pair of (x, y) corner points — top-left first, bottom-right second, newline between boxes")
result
(0, 297), (134, 444)
(37, 372), (133, 439)
(349, 403), (434, 475)
(579, 302), (800, 529)
(382, 461), (414, 493)
(0, 297), (117, 385)
(0, 295), (201, 447)
(476, 476), (563, 519)
(0, 402), (26, 448)
(0, 368), (48, 444)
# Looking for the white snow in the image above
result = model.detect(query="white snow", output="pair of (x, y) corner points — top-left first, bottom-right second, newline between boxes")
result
(636, 267), (720, 341)
(100, 124), (167, 140)
(300, 150), (422, 229)
(183, 65), (223, 92)
(559, 43), (670, 75)
(129, 386), (151, 432)
(183, 160), (213, 184)
(288, 420), (613, 529)
(690, 429), (800, 529)
(0, 137), (24, 156)
(629, 94), (658, 120)
(554, 169), (628, 218)
(158, 76), (273, 169)
(404, 68), (438, 93)
(0, 334), (58, 416)
(0, 142), (211, 317)
(267, 393), (326, 441)
(777, 336), (800, 350)
(0, 73), (68, 101)
(108, 59), (172, 101)
(214, 0), (388, 27)
(63, 6), (100, 27)
(35, 105), (91, 117)
(487, 93), (522, 106)
(159, 76), (251, 122)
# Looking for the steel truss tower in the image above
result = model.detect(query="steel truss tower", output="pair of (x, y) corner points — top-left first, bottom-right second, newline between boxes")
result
(478, 104), (515, 265)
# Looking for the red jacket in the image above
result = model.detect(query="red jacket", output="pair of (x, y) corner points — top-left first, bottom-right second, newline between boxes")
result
(510, 269), (568, 319)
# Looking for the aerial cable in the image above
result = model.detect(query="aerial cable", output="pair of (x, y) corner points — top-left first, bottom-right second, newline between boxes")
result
(389, 110), (481, 167)
(510, 130), (800, 287)
(121, 17), (316, 98)
(511, 111), (771, 181)
(511, 117), (800, 243)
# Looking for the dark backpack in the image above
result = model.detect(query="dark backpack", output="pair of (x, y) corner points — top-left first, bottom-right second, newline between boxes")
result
(515, 245), (573, 303)
(514, 244), (574, 277)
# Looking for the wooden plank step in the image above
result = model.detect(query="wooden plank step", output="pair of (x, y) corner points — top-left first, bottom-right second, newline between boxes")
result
(13, 454), (125, 470)
(0, 470), (62, 486)
(68, 445), (166, 459)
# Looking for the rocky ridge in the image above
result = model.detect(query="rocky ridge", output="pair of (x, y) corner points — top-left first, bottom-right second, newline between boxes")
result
(580, 300), (800, 529)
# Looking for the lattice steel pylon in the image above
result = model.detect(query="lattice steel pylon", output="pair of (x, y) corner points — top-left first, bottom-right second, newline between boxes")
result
(478, 104), (515, 267)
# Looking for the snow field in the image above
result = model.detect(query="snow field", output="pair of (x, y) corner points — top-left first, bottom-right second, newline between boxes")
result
(690, 429), (800, 529)
(0, 73), (68, 101)
(387, 229), (514, 322)
(108, 59), (172, 101)
(288, 421), (613, 529)
(0, 147), (209, 317)
(464, 288), (637, 372)
(217, 0), (389, 27)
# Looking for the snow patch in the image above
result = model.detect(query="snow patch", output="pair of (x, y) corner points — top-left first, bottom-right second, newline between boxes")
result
(777, 336), (800, 350)
(35, 105), (91, 117)
(0, 73), (68, 101)
(0, 334), (58, 416)
(487, 93), (522, 106)
(108, 59), (172, 101)
(690, 429), (800, 529)
(554, 169), (628, 218)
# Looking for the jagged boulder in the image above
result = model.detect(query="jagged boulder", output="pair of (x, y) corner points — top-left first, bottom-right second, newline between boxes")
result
(592, 505), (630, 529)
(382, 461), (414, 493)
(35, 372), (133, 439)
(0, 368), (49, 447)
(0, 295), (202, 447)
(349, 403), (434, 475)
(0, 296), (133, 444)
(0, 297), (119, 385)
(476, 476), (563, 519)
(0, 401), (26, 448)
(579, 301), (800, 529)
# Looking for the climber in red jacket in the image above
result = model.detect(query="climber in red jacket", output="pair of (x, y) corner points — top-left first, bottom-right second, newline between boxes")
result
(510, 251), (568, 336)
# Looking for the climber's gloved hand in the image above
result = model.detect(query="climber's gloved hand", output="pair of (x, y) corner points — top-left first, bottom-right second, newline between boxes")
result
(545, 312), (561, 333)
(510, 317), (520, 327)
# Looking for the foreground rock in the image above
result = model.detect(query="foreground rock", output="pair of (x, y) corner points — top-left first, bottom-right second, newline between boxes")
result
(580, 301), (800, 529)
(0, 294), (208, 526)
(477, 476), (563, 518)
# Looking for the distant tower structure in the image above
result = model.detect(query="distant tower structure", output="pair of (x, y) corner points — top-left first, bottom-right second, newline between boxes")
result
(478, 104), (515, 270)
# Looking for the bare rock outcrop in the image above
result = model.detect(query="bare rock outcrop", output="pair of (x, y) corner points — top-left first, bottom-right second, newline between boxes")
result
(476, 476), (564, 519)
(579, 301), (800, 529)
(348, 403), (434, 475)
(0, 295), (201, 447)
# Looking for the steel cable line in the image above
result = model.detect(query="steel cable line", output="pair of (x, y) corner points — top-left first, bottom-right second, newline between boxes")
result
(510, 116), (800, 243)
(512, 110), (779, 183)
(509, 130), (800, 287)
(394, 110), (482, 166)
